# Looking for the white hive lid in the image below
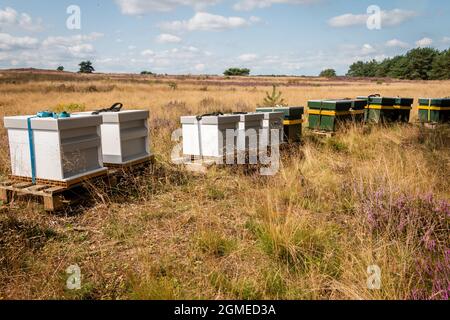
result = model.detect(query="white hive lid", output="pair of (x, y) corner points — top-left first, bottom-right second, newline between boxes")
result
(181, 114), (240, 125)
(101, 110), (149, 123)
(3, 115), (102, 131)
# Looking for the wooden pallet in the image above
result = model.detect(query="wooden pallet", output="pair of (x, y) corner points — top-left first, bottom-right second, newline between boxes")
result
(176, 154), (262, 174)
(8, 168), (108, 189)
(104, 155), (155, 170)
(1, 170), (110, 212)
(310, 130), (336, 137)
(1, 181), (68, 211)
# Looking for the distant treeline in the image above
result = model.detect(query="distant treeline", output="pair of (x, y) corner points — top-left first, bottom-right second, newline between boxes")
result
(347, 47), (450, 80)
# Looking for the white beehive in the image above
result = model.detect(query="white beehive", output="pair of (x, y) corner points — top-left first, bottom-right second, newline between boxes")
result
(3, 115), (105, 183)
(259, 111), (284, 147)
(235, 113), (264, 153)
(96, 110), (151, 165)
(181, 115), (240, 158)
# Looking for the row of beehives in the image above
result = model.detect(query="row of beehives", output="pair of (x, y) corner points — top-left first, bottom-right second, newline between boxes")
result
(181, 96), (450, 159)
(2, 96), (449, 185)
(3, 110), (151, 185)
(308, 96), (450, 132)
(181, 106), (304, 159)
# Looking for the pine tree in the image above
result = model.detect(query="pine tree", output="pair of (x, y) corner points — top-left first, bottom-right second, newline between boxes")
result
(261, 85), (286, 107)
(430, 49), (450, 80)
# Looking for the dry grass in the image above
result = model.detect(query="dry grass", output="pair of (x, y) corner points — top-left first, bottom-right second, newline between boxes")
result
(0, 71), (449, 300)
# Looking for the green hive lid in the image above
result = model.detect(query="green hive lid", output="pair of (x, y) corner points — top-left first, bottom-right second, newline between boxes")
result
(362, 96), (396, 106)
(419, 98), (450, 107)
(308, 100), (352, 111)
(256, 106), (304, 119)
(394, 98), (414, 106)
(330, 99), (367, 110)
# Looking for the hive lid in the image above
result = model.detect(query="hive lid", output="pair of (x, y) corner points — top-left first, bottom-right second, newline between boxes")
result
(358, 96), (396, 105)
(394, 98), (414, 106)
(100, 110), (149, 123)
(418, 98), (450, 107)
(256, 106), (304, 119)
(308, 100), (353, 111)
(3, 114), (102, 130)
(181, 115), (240, 125)
(258, 111), (284, 120)
(233, 113), (264, 122)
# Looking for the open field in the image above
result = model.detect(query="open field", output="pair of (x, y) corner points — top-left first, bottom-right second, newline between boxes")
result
(0, 71), (449, 300)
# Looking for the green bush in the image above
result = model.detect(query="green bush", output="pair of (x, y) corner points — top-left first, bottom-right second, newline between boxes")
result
(319, 69), (337, 78)
(223, 68), (250, 76)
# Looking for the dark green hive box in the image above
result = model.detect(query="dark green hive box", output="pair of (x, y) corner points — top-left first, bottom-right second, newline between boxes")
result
(419, 98), (450, 107)
(357, 96), (396, 106)
(418, 98), (450, 123)
(395, 98), (414, 106)
(308, 100), (352, 111)
(307, 100), (364, 132)
(256, 106), (304, 143)
(361, 96), (412, 124)
(395, 97), (413, 123)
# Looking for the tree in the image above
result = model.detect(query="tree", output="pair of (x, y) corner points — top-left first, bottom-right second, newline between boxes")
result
(79, 61), (95, 73)
(223, 68), (250, 76)
(347, 60), (378, 77)
(403, 48), (438, 80)
(431, 49), (450, 80)
(346, 47), (450, 80)
(141, 71), (154, 75)
(260, 85), (286, 108)
(57, 66), (64, 72)
(319, 69), (337, 78)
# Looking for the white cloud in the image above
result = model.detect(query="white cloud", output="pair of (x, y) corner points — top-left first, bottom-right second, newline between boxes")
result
(385, 39), (410, 49)
(115, 0), (221, 15)
(0, 33), (39, 51)
(416, 37), (433, 47)
(238, 53), (258, 62)
(249, 16), (262, 23)
(67, 44), (95, 58)
(328, 9), (417, 28)
(0, 7), (18, 25)
(156, 33), (182, 43)
(0, 32), (104, 70)
(194, 63), (205, 71)
(441, 37), (450, 45)
(141, 49), (155, 56)
(42, 33), (104, 47)
(128, 45), (137, 50)
(161, 12), (253, 32)
(360, 44), (376, 55)
(0, 6), (43, 31)
(233, 0), (315, 11)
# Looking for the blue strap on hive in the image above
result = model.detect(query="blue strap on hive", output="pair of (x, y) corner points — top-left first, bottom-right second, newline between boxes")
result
(27, 111), (71, 184)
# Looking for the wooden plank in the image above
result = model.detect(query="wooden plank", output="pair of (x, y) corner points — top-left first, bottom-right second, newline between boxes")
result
(13, 182), (34, 189)
(27, 185), (49, 192)
(0, 188), (11, 203)
(44, 186), (66, 194)
(104, 155), (155, 169)
(0, 180), (14, 187)
(43, 194), (63, 212)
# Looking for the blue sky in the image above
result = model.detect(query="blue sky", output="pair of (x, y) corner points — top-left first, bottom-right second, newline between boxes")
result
(0, 0), (449, 75)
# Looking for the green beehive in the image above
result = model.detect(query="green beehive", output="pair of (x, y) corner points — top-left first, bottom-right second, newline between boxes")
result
(418, 98), (450, 123)
(359, 95), (413, 124)
(307, 99), (366, 132)
(256, 106), (304, 143)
